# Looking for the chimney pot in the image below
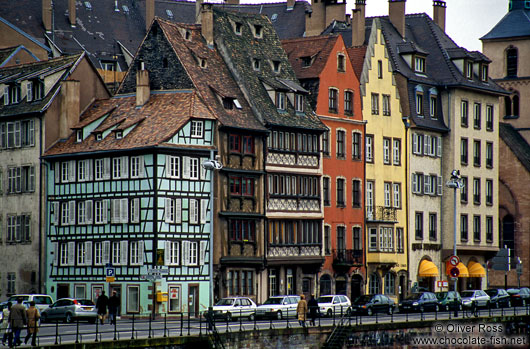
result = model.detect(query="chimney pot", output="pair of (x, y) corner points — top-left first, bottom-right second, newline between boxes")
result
(351, 0), (366, 46)
(69, 0), (76, 27)
(433, 0), (446, 32)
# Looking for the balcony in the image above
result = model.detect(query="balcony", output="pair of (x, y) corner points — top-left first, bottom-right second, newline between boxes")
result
(332, 249), (363, 270)
(267, 243), (323, 265)
(366, 206), (397, 222)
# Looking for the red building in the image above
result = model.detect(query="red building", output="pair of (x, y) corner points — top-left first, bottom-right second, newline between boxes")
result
(283, 35), (365, 299)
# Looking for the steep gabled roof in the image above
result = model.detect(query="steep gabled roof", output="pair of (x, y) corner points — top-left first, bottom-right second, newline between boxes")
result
(499, 123), (530, 173)
(43, 90), (213, 156)
(481, 3), (530, 41)
(0, 53), (84, 118)
(346, 46), (367, 80)
(0, 45), (40, 68)
(212, 8), (325, 131)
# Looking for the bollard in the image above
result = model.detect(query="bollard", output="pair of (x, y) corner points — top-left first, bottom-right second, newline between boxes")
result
(131, 314), (135, 340)
(239, 309), (243, 332)
(164, 314), (167, 338)
(114, 317), (117, 341)
(270, 316), (273, 330)
(180, 312), (183, 336)
(435, 306), (438, 321)
(253, 310), (257, 331)
(286, 311), (289, 329)
(55, 320), (59, 345)
(95, 317), (99, 342)
(148, 314), (152, 338)
(332, 309), (335, 327)
(75, 317), (80, 344)
(188, 312), (191, 336)
(375, 310), (378, 324)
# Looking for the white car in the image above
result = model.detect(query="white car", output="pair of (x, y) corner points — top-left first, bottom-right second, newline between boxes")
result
(460, 290), (491, 309)
(256, 295), (300, 319)
(211, 297), (257, 321)
(317, 295), (351, 317)
(5, 294), (54, 313)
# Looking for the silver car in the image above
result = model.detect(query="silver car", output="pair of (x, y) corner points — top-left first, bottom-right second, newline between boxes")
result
(41, 298), (97, 323)
(460, 290), (490, 309)
(256, 295), (301, 319)
(211, 297), (257, 321)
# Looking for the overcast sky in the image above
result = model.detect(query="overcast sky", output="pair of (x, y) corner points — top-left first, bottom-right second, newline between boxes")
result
(233, 0), (509, 52)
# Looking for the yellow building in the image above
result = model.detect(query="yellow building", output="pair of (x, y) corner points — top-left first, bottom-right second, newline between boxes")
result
(359, 19), (408, 301)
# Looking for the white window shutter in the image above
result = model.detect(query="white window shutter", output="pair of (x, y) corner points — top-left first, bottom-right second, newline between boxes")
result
(164, 241), (171, 265)
(183, 157), (190, 179)
(53, 242), (58, 265)
(423, 136), (429, 155)
(85, 241), (93, 265)
(176, 199), (182, 223)
(437, 136), (442, 157)
(120, 241), (128, 265)
(26, 82), (33, 102)
(412, 134), (418, 154)
(3, 86), (9, 105)
(200, 199), (208, 224)
(121, 156), (128, 178)
(52, 202), (59, 225)
(138, 241), (144, 265)
(86, 200), (93, 224)
(103, 200), (109, 223)
(121, 199), (128, 223)
(437, 176), (443, 195)
(138, 157), (145, 178)
(200, 157), (207, 180)
(103, 158), (111, 180)
(132, 198), (139, 223)
(87, 160), (93, 181)
(182, 241), (190, 266)
(103, 241), (111, 264)
(111, 199), (118, 223)
(190, 199), (198, 224)
(166, 155), (171, 177)
(69, 200), (76, 225)
(68, 160), (76, 182)
(68, 241), (75, 266)
(165, 198), (172, 223)
(199, 240), (207, 266)
(14, 121), (21, 148)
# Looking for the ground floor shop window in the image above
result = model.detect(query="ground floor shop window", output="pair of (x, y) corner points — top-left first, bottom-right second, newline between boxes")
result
(74, 284), (86, 299)
(168, 285), (181, 312)
(127, 285), (140, 313)
(91, 284), (103, 303)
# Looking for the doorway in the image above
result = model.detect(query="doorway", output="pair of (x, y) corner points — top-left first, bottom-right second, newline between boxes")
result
(57, 284), (70, 299)
(110, 284), (122, 315)
(399, 275), (406, 301)
(188, 284), (199, 318)
(351, 275), (363, 300)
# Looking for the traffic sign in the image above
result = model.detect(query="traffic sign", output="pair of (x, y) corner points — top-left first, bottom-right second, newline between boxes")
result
(450, 267), (460, 277)
(105, 267), (116, 282)
(449, 255), (460, 267)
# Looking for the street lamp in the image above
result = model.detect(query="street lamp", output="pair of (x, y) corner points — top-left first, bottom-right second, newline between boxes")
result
(446, 170), (464, 315)
(202, 156), (222, 308)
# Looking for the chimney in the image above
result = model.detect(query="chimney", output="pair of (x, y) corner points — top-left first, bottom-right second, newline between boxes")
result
(351, 0), (366, 46)
(42, 0), (52, 33)
(146, 0), (155, 32)
(196, 0), (204, 24)
(287, 0), (295, 11)
(136, 62), (150, 107)
(225, 0), (240, 4)
(60, 80), (81, 140)
(433, 0), (446, 32)
(389, 0), (406, 38)
(69, 0), (76, 27)
(201, 3), (214, 46)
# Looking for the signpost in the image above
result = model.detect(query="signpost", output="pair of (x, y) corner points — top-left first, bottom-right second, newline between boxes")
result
(449, 255), (460, 267)
(106, 267), (115, 283)
(450, 267), (460, 278)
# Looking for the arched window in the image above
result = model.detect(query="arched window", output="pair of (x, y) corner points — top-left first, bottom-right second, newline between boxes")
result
(506, 47), (518, 77)
(368, 273), (381, 294)
(384, 273), (396, 295)
(319, 274), (332, 296)
(513, 93), (520, 116)
(504, 96), (512, 117)
(502, 215), (515, 253)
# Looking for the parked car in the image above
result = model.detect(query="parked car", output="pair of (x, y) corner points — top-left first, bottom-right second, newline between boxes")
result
(211, 297), (257, 321)
(460, 290), (490, 309)
(351, 294), (395, 315)
(317, 295), (351, 317)
(485, 289), (511, 308)
(507, 287), (530, 306)
(256, 295), (300, 319)
(5, 294), (53, 313)
(40, 298), (97, 323)
(399, 292), (439, 313)
(435, 291), (462, 311)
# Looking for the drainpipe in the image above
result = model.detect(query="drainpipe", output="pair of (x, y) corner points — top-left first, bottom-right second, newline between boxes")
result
(39, 116), (44, 294)
(152, 151), (158, 319)
(402, 115), (410, 300)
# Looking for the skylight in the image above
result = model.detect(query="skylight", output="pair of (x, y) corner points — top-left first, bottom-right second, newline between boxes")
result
(271, 14), (278, 22)
(84, 1), (92, 10)
(122, 5), (129, 14)
(166, 9), (174, 19)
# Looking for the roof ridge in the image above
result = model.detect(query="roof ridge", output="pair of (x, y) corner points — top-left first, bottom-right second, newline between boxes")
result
(423, 14), (460, 82)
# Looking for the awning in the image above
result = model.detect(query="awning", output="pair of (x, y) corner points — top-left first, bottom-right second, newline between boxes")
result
(467, 261), (486, 277)
(418, 260), (439, 277)
(445, 261), (469, 277)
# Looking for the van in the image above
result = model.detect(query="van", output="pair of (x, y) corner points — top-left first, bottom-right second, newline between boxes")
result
(6, 294), (54, 313)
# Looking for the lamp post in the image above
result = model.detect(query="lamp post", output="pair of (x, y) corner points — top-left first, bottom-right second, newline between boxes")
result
(202, 156), (222, 308)
(446, 170), (464, 316)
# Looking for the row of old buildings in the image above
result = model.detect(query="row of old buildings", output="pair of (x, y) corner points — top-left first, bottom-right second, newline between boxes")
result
(0, 0), (528, 317)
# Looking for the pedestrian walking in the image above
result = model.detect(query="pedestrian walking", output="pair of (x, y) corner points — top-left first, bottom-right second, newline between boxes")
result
(108, 291), (120, 325)
(96, 291), (109, 325)
(307, 294), (319, 326)
(1, 302), (11, 346)
(24, 301), (40, 346)
(8, 298), (27, 347)
(296, 294), (308, 328)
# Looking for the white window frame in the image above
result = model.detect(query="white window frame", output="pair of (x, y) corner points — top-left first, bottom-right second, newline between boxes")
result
(384, 182), (391, 207)
(393, 183), (401, 208)
(94, 242), (103, 266)
(191, 120), (204, 138)
(365, 135), (373, 162)
(112, 241), (121, 266)
(383, 138), (391, 164)
(130, 156), (144, 178)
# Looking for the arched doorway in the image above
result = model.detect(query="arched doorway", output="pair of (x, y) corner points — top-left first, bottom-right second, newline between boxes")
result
(319, 274), (332, 296)
(336, 275), (347, 295)
(351, 274), (363, 300)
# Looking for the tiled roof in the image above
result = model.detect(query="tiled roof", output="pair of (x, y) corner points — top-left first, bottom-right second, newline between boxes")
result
(346, 46), (367, 81)
(281, 35), (339, 80)
(43, 91), (214, 157)
(212, 8), (325, 131)
(499, 122), (530, 173)
(0, 53), (83, 118)
(481, 3), (530, 40)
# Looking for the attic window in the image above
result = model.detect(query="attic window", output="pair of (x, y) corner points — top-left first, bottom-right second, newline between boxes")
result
(235, 22), (242, 35)
(185, 30), (191, 41)
(76, 130), (83, 143)
(3, 85), (21, 105)
(301, 56), (311, 67)
(26, 80), (44, 102)
(481, 64), (488, 82)
(84, 1), (92, 10)
(95, 133), (102, 141)
(253, 25), (263, 38)
(271, 14), (278, 22)
(253, 58), (261, 71)
(295, 94), (304, 112)
(122, 5), (129, 14)
(414, 56), (425, 73)
(200, 58), (207, 69)
(223, 97), (234, 110)
(272, 60), (281, 73)
(116, 131), (123, 139)
(166, 9), (174, 19)
(276, 92), (286, 110)
(337, 53), (345, 72)
(465, 60), (473, 79)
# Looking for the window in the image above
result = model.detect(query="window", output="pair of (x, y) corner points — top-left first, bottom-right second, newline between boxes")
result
(368, 228), (377, 251)
(384, 273), (395, 295)
(127, 285), (140, 313)
(414, 56), (425, 73)
(365, 135), (373, 163)
(383, 138), (391, 164)
(234, 22), (242, 34)
(486, 142), (493, 168)
(113, 156), (128, 179)
(94, 200), (108, 224)
(337, 226), (345, 251)
(166, 241), (179, 265)
(366, 181), (374, 218)
(393, 183), (401, 209)
(429, 213), (437, 240)
(276, 91), (286, 110)
(337, 54), (345, 72)
(481, 64), (488, 82)
(377, 60), (383, 78)
(253, 58), (260, 70)
(94, 242), (103, 266)
(78, 160), (91, 182)
(272, 60), (281, 73)
(416, 93), (423, 116)
(21, 120), (34, 147)
(295, 94), (304, 112)
(324, 225), (331, 255)
(486, 179), (493, 205)
(460, 214), (468, 241)
(3, 85), (21, 105)
(130, 241), (143, 265)
(473, 215), (481, 241)
(336, 130), (345, 158)
(269, 270), (277, 297)
(60, 243), (69, 266)
(352, 179), (361, 208)
(329, 88), (338, 113)
(230, 220), (256, 242)
(461, 176), (468, 203)
(111, 198), (128, 224)
(473, 140), (481, 166)
(412, 133), (423, 155)
(77, 200), (93, 225)
(371, 93), (379, 115)
(322, 131), (330, 156)
(382, 94), (391, 116)
(412, 173), (423, 194)
(396, 228), (404, 253)
(112, 241), (121, 265)
(461, 138), (468, 165)
(7, 273), (16, 295)
(466, 60), (473, 79)
(336, 178), (345, 207)
(369, 273), (381, 295)
(77, 243), (86, 265)
(506, 47), (517, 77)
(344, 90), (353, 115)
(486, 216), (493, 242)
(6, 214), (31, 243)
(8, 166), (35, 193)
(415, 212), (423, 240)
(301, 56), (311, 67)
(352, 132), (361, 160)
(474, 103), (481, 129)
(392, 139), (401, 165)
(323, 177), (330, 206)
(229, 176), (254, 196)
(430, 96), (437, 118)
(229, 134), (254, 154)
(383, 182), (391, 207)
(461, 100), (469, 127)
(182, 241), (198, 266)
(94, 158), (110, 181)
(473, 177), (481, 204)
(486, 105), (494, 131)
(253, 24), (262, 38)
(191, 120), (203, 138)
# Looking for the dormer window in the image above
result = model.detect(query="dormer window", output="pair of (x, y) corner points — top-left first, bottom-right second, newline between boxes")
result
(185, 30), (191, 41)
(76, 130), (83, 143)
(235, 22), (242, 35)
(414, 56), (426, 73)
(276, 92), (286, 110)
(337, 54), (345, 72)
(115, 131), (123, 139)
(301, 56), (311, 67)
(253, 58), (261, 71)
(191, 120), (204, 138)
(465, 60), (473, 79)
(30, 80), (45, 101)
(295, 94), (304, 112)
(272, 60), (281, 73)
(481, 64), (488, 82)
(3, 85), (21, 105)
(200, 58), (207, 69)
(253, 24), (263, 38)
(166, 9), (174, 19)
(223, 97), (234, 110)
(95, 133), (102, 141)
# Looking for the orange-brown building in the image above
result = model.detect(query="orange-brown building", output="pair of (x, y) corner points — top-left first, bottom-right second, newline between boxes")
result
(283, 34), (365, 299)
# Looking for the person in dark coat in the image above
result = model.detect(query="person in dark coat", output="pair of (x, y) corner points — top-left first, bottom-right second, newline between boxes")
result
(307, 294), (319, 326)
(8, 298), (27, 347)
(108, 291), (120, 325)
(96, 291), (109, 325)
